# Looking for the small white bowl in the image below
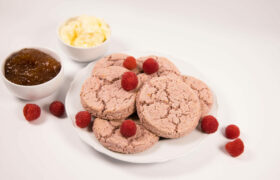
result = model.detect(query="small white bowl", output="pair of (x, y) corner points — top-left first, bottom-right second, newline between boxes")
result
(57, 17), (111, 62)
(1, 47), (64, 100)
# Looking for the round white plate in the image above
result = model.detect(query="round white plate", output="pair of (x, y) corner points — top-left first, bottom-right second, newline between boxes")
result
(65, 50), (218, 163)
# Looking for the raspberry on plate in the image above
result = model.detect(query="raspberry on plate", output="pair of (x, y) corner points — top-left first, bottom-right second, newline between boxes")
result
(120, 119), (137, 138)
(142, 58), (159, 74)
(225, 138), (244, 157)
(225, 124), (240, 139)
(123, 56), (137, 70)
(201, 115), (219, 133)
(121, 71), (138, 91)
(49, 101), (65, 117)
(75, 111), (91, 128)
(23, 104), (41, 121)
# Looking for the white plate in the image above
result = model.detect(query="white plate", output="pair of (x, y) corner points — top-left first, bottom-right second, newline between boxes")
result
(65, 50), (218, 163)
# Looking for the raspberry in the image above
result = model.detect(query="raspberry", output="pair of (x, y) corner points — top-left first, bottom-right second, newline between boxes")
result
(225, 138), (244, 157)
(49, 101), (65, 117)
(201, 115), (219, 133)
(120, 119), (137, 137)
(121, 72), (138, 91)
(142, 58), (159, 74)
(123, 56), (137, 70)
(225, 124), (240, 139)
(75, 111), (91, 128)
(23, 104), (41, 121)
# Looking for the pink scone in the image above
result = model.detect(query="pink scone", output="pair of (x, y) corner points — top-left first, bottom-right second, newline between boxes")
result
(92, 53), (141, 74)
(93, 118), (159, 154)
(182, 76), (213, 117)
(80, 66), (136, 120)
(137, 55), (180, 76)
(136, 55), (180, 89)
(136, 76), (201, 138)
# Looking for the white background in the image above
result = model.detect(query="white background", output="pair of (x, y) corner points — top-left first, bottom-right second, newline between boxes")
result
(0, 0), (279, 179)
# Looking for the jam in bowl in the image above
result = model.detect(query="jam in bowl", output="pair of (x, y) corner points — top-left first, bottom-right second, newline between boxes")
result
(1, 47), (64, 100)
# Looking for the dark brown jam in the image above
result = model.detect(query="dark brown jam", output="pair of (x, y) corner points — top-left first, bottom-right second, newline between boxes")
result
(4, 48), (61, 86)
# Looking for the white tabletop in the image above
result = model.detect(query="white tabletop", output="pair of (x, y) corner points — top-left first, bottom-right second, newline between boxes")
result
(0, 0), (279, 179)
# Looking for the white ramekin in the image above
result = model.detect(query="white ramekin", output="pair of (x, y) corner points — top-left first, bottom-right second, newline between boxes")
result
(1, 47), (64, 100)
(57, 16), (111, 62)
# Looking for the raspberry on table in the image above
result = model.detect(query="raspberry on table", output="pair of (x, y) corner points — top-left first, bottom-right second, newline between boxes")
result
(142, 58), (159, 74)
(225, 138), (244, 157)
(120, 119), (137, 138)
(75, 111), (91, 128)
(49, 101), (65, 117)
(225, 124), (240, 139)
(201, 115), (219, 133)
(23, 104), (41, 121)
(121, 71), (138, 91)
(123, 56), (137, 70)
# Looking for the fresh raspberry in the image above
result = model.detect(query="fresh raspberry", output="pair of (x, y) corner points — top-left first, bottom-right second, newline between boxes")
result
(49, 101), (65, 117)
(225, 138), (244, 157)
(123, 56), (137, 70)
(201, 115), (219, 133)
(142, 58), (159, 74)
(225, 124), (240, 139)
(75, 111), (91, 128)
(120, 119), (137, 137)
(121, 72), (138, 91)
(23, 104), (41, 121)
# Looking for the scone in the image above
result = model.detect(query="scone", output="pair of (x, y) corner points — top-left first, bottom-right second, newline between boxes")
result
(136, 55), (180, 89)
(81, 66), (136, 120)
(92, 53), (141, 74)
(136, 76), (201, 138)
(182, 75), (213, 117)
(93, 118), (159, 154)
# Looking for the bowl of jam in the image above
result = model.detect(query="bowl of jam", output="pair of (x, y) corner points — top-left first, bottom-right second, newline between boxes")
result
(1, 47), (64, 100)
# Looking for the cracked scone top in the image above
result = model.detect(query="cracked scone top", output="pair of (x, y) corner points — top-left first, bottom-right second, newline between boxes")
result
(92, 53), (141, 74)
(182, 76), (213, 117)
(80, 66), (136, 120)
(136, 55), (180, 89)
(136, 76), (201, 138)
(137, 55), (180, 75)
(93, 118), (159, 154)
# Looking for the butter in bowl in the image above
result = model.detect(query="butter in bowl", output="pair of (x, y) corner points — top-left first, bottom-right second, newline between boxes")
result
(57, 15), (111, 62)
